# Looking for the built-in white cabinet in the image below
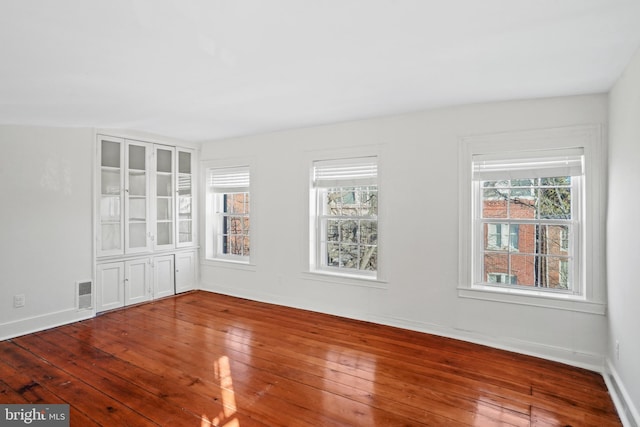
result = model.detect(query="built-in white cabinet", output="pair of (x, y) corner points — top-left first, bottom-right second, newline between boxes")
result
(96, 252), (195, 312)
(176, 148), (195, 248)
(125, 141), (152, 254)
(96, 134), (197, 313)
(124, 258), (151, 306)
(97, 136), (196, 257)
(154, 255), (175, 298)
(175, 250), (196, 293)
(154, 145), (175, 250)
(96, 262), (125, 312)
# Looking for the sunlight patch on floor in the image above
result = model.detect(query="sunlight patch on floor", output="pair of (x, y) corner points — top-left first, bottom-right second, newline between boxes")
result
(202, 355), (239, 427)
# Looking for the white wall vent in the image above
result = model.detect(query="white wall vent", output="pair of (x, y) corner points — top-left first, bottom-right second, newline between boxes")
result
(77, 280), (93, 310)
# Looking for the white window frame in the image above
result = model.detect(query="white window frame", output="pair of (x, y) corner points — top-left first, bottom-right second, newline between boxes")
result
(310, 156), (379, 280)
(458, 126), (606, 314)
(474, 157), (582, 294)
(205, 166), (251, 264)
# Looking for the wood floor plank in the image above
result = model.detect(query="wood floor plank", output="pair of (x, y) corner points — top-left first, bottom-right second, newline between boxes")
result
(0, 291), (622, 426)
(112, 300), (531, 426)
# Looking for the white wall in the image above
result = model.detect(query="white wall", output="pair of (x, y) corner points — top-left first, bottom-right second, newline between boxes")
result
(0, 125), (94, 339)
(608, 46), (640, 424)
(199, 94), (608, 370)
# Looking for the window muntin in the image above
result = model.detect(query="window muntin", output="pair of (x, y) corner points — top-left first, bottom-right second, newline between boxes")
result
(473, 153), (583, 294)
(312, 157), (378, 278)
(207, 167), (250, 262)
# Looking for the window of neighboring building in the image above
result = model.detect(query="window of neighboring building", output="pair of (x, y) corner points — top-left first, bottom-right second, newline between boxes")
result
(206, 166), (250, 262)
(487, 273), (517, 284)
(458, 125), (606, 314)
(486, 223), (519, 251)
(310, 157), (378, 278)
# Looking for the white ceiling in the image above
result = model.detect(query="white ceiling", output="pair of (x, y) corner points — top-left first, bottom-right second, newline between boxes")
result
(1, 0), (639, 142)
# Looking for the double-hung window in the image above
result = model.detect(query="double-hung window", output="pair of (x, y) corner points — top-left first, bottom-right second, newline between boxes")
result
(459, 125), (606, 314)
(311, 157), (378, 278)
(473, 150), (583, 293)
(207, 166), (250, 262)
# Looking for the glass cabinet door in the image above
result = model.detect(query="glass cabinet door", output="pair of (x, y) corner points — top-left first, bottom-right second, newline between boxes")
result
(125, 142), (151, 253)
(155, 146), (175, 249)
(99, 137), (124, 256)
(176, 149), (194, 247)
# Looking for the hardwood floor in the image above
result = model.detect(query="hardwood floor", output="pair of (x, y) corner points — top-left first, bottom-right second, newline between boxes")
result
(0, 291), (621, 426)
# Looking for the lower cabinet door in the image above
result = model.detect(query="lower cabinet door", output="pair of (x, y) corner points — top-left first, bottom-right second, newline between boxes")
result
(97, 262), (125, 312)
(175, 251), (196, 293)
(124, 258), (151, 306)
(154, 255), (175, 298)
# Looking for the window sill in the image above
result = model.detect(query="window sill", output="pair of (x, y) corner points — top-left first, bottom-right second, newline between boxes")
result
(302, 271), (387, 289)
(457, 285), (606, 315)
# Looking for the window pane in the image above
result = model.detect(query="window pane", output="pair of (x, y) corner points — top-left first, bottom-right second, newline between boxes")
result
(359, 246), (377, 271)
(226, 193), (247, 214)
(538, 187), (571, 219)
(227, 235), (242, 255)
(243, 236), (251, 256)
(537, 256), (570, 289)
(326, 243), (339, 267)
(510, 254), (536, 286)
(540, 225), (569, 255)
(339, 243), (358, 269)
(482, 189), (507, 218)
(483, 252), (508, 279)
(339, 220), (358, 242)
(326, 220), (340, 242)
(360, 188), (378, 216)
(359, 221), (377, 245)
(516, 224), (537, 254)
(226, 217), (242, 234)
(509, 197), (535, 219)
(541, 176), (571, 186)
(511, 178), (536, 187)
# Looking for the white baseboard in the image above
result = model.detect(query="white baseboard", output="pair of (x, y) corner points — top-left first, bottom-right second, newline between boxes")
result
(198, 282), (605, 372)
(0, 308), (94, 341)
(367, 313), (605, 372)
(605, 359), (640, 427)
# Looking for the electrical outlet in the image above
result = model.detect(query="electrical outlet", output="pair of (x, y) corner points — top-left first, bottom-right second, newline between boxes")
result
(13, 294), (25, 308)
(615, 340), (620, 361)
